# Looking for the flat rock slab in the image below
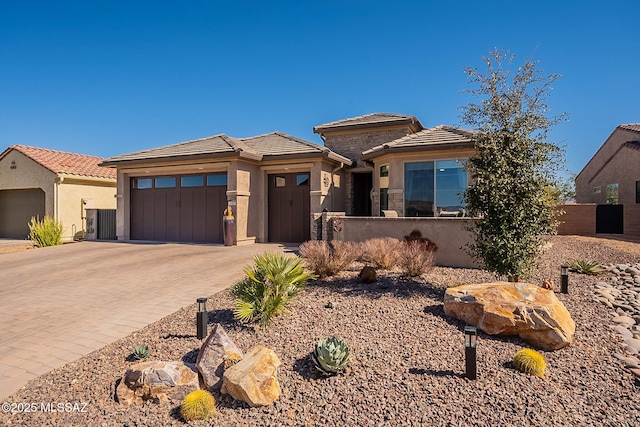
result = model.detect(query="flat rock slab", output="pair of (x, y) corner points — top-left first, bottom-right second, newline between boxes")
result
(444, 282), (575, 350)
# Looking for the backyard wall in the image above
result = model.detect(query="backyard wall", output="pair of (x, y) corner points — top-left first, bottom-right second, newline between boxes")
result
(327, 215), (479, 268)
(556, 203), (640, 240)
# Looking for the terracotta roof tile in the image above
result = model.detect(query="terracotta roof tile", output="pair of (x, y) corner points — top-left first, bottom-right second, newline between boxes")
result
(5, 145), (116, 179)
(619, 124), (640, 133)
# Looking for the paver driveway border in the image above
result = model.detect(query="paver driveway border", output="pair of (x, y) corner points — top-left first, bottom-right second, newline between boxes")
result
(0, 240), (290, 400)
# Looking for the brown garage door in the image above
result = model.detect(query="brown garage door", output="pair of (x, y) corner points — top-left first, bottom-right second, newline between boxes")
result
(268, 173), (310, 243)
(0, 188), (46, 239)
(130, 174), (227, 243)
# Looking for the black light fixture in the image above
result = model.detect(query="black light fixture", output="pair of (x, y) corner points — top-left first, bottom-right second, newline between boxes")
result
(561, 264), (569, 294)
(464, 325), (477, 380)
(197, 297), (208, 340)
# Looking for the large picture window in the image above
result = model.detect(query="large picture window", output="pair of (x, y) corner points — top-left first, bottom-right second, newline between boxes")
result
(404, 159), (467, 217)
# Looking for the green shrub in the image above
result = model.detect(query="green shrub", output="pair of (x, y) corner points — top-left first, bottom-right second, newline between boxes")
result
(311, 337), (350, 376)
(359, 238), (403, 270)
(299, 240), (359, 278)
(568, 259), (607, 275)
(230, 252), (315, 328)
(398, 240), (435, 277)
(28, 216), (63, 247)
(180, 390), (216, 421)
(513, 348), (546, 378)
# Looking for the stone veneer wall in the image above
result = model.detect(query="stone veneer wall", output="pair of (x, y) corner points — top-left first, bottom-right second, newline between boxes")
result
(322, 127), (414, 215)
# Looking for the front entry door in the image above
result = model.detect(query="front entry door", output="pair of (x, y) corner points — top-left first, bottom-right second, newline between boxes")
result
(268, 173), (310, 243)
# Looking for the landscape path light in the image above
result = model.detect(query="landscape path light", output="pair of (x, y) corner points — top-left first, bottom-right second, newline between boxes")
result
(197, 297), (208, 340)
(464, 325), (477, 380)
(561, 264), (569, 294)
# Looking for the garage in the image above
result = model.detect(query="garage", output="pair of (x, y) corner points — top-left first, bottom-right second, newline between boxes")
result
(268, 172), (310, 243)
(0, 188), (46, 239)
(130, 173), (227, 243)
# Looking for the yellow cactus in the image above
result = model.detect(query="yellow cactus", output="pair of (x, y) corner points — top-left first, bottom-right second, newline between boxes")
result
(513, 348), (546, 378)
(180, 390), (216, 421)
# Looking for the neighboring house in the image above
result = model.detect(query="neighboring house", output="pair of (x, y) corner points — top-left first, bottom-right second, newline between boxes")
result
(576, 124), (640, 204)
(100, 132), (352, 244)
(0, 145), (117, 240)
(101, 113), (475, 244)
(314, 113), (475, 217)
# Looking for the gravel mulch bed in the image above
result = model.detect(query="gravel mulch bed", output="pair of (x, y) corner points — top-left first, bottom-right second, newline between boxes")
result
(1, 235), (639, 426)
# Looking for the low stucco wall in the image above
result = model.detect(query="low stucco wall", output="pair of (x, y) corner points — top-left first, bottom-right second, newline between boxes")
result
(332, 216), (479, 268)
(556, 203), (640, 240)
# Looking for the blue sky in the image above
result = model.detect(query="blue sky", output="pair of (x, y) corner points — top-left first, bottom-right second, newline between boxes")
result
(1, 1), (638, 176)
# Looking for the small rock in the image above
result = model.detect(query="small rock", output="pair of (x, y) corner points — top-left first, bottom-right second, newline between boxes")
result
(358, 266), (377, 284)
(615, 325), (633, 340)
(221, 346), (281, 407)
(196, 323), (244, 391)
(629, 368), (640, 379)
(612, 316), (636, 326)
(624, 356), (640, 368)
(624, 338), (640, 352)
(325, 301), (338, 309)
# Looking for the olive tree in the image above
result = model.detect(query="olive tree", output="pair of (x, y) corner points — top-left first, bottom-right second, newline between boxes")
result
(461, 49), (567, 278)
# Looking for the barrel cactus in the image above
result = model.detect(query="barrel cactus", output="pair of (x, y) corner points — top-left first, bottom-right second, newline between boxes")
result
(180, 390), (216, 421)
(311, 337), (350, 375)
(513, 348), (546, 378)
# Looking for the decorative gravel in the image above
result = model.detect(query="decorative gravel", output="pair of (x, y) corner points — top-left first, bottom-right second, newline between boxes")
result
(1, 236), (639, 426)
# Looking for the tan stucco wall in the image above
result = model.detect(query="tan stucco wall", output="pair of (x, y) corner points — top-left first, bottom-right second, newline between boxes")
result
(369, 149), (475, 216)
(576, 128), (640, 204)
(0, 150), (116, 240)
(57, 180), (116, 240)
(333, 216), (479, 268)
(0, 150), (56, 216)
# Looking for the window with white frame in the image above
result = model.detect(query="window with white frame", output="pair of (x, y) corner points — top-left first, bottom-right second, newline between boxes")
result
(404, 159), (467, 217)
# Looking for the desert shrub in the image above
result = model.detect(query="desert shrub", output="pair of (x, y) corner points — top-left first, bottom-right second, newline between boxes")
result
(28, 216), (63, 247)
(513, 348), (546, 378)
(568, 259), (607, 275)
(230, 252), (315, 328)
(299, 240), (359, 278)
(180, 390), (216, 421)
(359, 238), (403, 269)
(398, 240), (435, 277)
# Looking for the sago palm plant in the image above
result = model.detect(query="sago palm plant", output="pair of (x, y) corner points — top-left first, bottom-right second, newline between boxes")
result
(230, 252), (316, 328)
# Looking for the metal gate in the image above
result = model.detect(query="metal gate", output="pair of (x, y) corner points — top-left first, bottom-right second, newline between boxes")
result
(596, 204), (623, 234)
(97, 209), (117, 240)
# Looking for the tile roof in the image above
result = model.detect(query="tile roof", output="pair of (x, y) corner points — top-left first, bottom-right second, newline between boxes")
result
(101, 134), (261, 165)
(619, 124), (640, 133)
(361, 125), (477, 159)
(102, 132), (352, 166)
(314, 112), (424, 133)
(1, 145), (116, 179)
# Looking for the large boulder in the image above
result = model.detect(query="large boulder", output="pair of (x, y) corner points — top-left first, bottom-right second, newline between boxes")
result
(196, 323), (243, 391)
(221, 346), (281, 407)
(116, 361), (199, 406)
(444, 282), (575, 350)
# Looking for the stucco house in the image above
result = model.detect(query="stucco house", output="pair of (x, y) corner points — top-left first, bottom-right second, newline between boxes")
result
(575, 124), (640, 204)
(0, 145), (117, 240)
(102, 113), (476, 247)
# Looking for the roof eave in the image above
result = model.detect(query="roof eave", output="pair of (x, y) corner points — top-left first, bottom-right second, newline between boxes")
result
(100, 151), (243, 167)
(361, 142), (474, 161)
(314, 117), (424, 134)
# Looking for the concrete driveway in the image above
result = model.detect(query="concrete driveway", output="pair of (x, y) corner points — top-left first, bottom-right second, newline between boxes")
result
(0, 241), (289, 400)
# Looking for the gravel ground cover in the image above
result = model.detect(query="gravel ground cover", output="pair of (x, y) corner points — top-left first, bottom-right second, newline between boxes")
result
(1, 235), (639, 426)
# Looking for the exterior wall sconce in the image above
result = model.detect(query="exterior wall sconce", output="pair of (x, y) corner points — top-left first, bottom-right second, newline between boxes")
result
(561, 264), (569, 294)
(464, 325), (477, 380)
(197, 297), (208, 340)
(10, 161), (16, 169)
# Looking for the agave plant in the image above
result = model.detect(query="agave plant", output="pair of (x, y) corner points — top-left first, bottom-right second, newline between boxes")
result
(311, 337), (350, 375)
(569, 259), (607, 275)
(132, 345), (150, 360)
(230, 252), (316, 328)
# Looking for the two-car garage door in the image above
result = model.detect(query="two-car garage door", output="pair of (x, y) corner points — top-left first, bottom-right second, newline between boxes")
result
(130, 173), (227, 243)
(0, 189), (46, 239)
